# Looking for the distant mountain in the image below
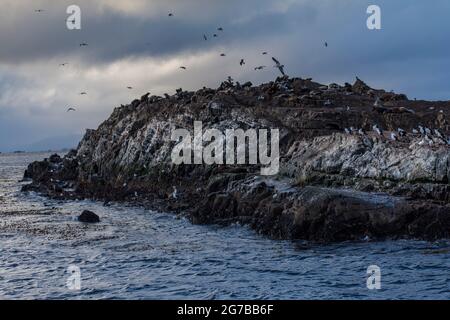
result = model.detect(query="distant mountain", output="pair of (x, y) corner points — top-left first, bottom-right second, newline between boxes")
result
(17, 133), (82, 152)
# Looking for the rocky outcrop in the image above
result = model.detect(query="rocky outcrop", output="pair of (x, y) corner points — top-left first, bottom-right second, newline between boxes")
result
(22, 76), (450, 243)
(78, 210), (100, 223)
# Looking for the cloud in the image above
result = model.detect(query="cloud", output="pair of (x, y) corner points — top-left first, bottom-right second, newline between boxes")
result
(0, 0), (450, 151)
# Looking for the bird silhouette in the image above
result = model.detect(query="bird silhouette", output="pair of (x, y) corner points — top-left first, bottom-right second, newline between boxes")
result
(217, 27), (223, 31)
(240, 59), (245, 66)
(203, 34), (208, 41)
(80, 43), (88, 47)
(254, 66), (266, 70)
(80, 92), (87, 95)
(272, 57), (285, 76)
(220, 53), (226, 57)
(168, 13), (174, 17)
(180, 66), (187, 70)
(67, 107), (76, 112)
(127, 87), (133, 90)
(325, 42), (328, 47)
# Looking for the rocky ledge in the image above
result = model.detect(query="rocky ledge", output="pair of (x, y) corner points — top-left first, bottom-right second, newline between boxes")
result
(22, 76), (450, 243)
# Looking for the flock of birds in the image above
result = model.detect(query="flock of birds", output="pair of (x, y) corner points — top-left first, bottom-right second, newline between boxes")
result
(33, 8), (331, 113)
(344, 100), (449, 146)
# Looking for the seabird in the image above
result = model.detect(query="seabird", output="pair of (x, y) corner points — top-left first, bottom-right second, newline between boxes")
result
(373, 124), (383, 136)
(203, 34), (208, 41)
(240, 59), (245, 66)
(127, 86), (133, 89)
(272, 57), (285, 76)
(262, 52), (268, 55)
(67, 107), (76, 112)
(412, 129), (419, 134)
(213, 34), (218, 38)
(168, 13), (174, 17)
(425, 127), (432, 136)
(80, 92), (87, 95)
(35, 9), (44, 13)
(220, 53), (226, 57)
(418, 126), (425, 135)
(171, 186), (178, 199)
(59, 63), (69, 67)
(390, 132), (398, 141)
(217, 27), (223, 31)
(180, 66), (187, 70)
(254, 66), (266, 71)
(325, 42), (328, 47)
(80, 43), (88, 47)
(397, 128), (407, 137)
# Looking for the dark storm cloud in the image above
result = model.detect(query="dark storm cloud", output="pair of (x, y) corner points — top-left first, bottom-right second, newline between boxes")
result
(1, 0), (450, 151)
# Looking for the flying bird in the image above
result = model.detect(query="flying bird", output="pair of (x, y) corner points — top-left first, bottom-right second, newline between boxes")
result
(220, 53), (226, 57)
(180, 66), (187, 70)
(59, 63), (69, 67)
(80, 92), (87, 95)
(240, 59), (245, 66)
(262, 52), (268, 55)
(213, 34), (218, 38)
(254, 66), (266, 70)
(35, 9), (44, 13)
(203, 34), (208, 41)
(67, 107), (76, 112)
(127, 86), (133, 90)
(80, 43), (88, 47)
(272, 57), (285, 76)
(168, 13), (174, 17)
(217, 27), (223, 31)
(325, 42), (328, 47)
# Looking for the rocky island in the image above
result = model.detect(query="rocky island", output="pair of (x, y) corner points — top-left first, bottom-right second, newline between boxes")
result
(22, 76), (450, 243)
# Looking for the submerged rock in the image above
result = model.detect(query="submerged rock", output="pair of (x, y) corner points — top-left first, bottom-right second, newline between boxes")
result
(78, 210), (100, 223)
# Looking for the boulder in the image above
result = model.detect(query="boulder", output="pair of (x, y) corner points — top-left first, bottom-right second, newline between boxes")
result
(78, 210), (100, 223)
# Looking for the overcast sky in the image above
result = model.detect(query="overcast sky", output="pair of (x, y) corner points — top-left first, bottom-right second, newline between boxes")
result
(1, 0), (449, 152)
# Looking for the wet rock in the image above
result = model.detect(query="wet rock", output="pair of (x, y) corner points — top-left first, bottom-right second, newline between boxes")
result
(78, 210), (100, 223)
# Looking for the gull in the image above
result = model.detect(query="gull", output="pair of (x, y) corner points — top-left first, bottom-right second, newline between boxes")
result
(80, 43), (88, 47)
(425, 127), (432, 136)
(325, 42), (328, 47)
(220, 53), (226, 57)
(217, 27), (223, 31)
(240, 59), (245, 66)
(171, 186), (178, 199)
(272, 57), (285, 76)
(168, 13), (174, 17)
(262, 52), (268, 55)
(59, 63), (69, 67)
(80, 92), (87, 95)
(180, 66), (187, 70)
(213, 34), (218, 38)
(203, 34), (208, 41)
(254, 66), (266, 70)
(127, 86), (133, 90)
(35, 9), (44, 13)
(67, 107), (76, 112)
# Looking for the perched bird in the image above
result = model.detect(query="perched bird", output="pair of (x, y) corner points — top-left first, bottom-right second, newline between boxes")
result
(390, 132), (398, 141)
(67, 107), (76, 112)
(220, 53), (226, 57)
(397, 128), (407, 137)
(254, 66), (266, 70)
(272, 57), (285, 76)
(358, 128), (366, 135)
(373, 124), (383, 136)
(79, 43), (88, 47)
(412, 129), (419, 134)
(344, 128), (351, 135)
(180, 66), (187, 70)
(425, 127), (432, 136)
(418, 126), (425, 135)
(171, 186), (178, 199)
(240, 59), (245, 66)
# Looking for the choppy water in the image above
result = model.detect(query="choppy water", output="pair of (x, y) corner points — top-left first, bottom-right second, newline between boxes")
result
(0, 152), (449, 300)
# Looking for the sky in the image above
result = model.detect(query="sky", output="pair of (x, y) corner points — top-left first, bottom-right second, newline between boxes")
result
(1, 0), (450, 152)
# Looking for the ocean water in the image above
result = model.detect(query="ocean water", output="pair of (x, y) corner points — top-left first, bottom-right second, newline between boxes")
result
(0, 152), (449, 300)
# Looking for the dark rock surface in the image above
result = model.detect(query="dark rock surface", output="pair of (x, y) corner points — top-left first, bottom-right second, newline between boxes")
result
(78, 210), (100, 223)
(21, 76), (450, 243)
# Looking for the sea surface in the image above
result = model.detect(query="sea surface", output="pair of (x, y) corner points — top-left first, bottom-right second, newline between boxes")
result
(0, 152), (449, 300)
